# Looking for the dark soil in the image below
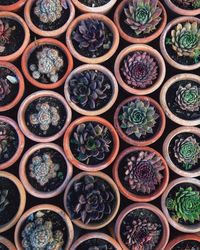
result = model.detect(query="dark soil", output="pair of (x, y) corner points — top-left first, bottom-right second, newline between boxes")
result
(0, 176), (20, 226)
(76, 238), (115, 250)
(79, 0), (110, 7)
(173, 240), (200, 250)
(0, 0), (18, 5)
(171, 0), (199, 10)
(166, 80), (200, 120)
(0, 244), (8, 250)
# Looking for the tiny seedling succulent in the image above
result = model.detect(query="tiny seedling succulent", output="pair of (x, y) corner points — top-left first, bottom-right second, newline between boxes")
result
(0, 189), (9, 213)
(0, 20), (15, 53)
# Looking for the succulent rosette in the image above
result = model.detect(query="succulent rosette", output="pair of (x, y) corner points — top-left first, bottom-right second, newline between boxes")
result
(0, 20), (15, 53)
(0, 79), (10, 101)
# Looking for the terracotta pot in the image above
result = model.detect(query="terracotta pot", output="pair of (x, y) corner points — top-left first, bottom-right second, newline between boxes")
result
(64, 171), (120, 230)
(70, 232), (122, 250)
(66, 13), (119, 64)
(63, 116), (120, 171)
(0, 236), (16, 250)
(164, 0), (200, 16)
(0, 61), (25, 112)
(19, 143), (73, 199)
(0, 0), (26, 12)
(14, 204), (74, 250)
(113, 146), (169, 202)
(21, 38), (73, 89)
(0, 12), (30, 62)
(115, 203), (170, 250)
(72, 0), (117, 14)
(18, 90), (72, 143)
(114, 44), (166, 95)
(163, 126), (200, 178)
(0, 116), (25, 170)
(24, 0), (75, 38)
(160, 73), (200, 126)
(160, 16), (200, 71)
(64, 64), (119, 115)
(0, 171), (26, 233)
(165, 234), (200, 250)
(114, 96), (166, 146)
(161, 177), (200, 233)
(114, 0), (167, 44)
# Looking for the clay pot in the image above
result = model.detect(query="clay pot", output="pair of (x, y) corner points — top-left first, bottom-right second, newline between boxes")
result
(18, 90), (72, 143)
(114, 44), (166, 95)
(66, 13), (119, 64)
(165, 234), (200, 250)
(70, 232), (122, 250)
(0, 61), (25, 112)
(64, 64), (119, 115)
(0, 12), (30, 62)
(21, 38), (73, 89)
(114, 0), (167, 44)
(72, 0), (117, 14)
(113, 146), (169, 202)
(64, 171), (120, 230)
(63, 116), (120, 171)
(161, 177), (200, 233)
(115, 203), (170, 250)
(0, 236), (16, 250)
(163, 126), (200, 178)
(0, 116), (25, 170)
(160, 16), (200, 71)
(160, 73), (200, 126)
(19, 143), (73, 199)
(14, 204), (74, 250)
(0, 0), (26, 12)
(114, 96), (166, 146)
(24, 0), (75, 38)
(0, 171), (26, 233)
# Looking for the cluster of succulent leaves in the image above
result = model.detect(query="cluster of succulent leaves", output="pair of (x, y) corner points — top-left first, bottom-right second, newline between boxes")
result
(173, 240), (200, 250)
(0, 189), (9, 213)
(166, 186), (200, 224)
(175, 0), (200, 9)
(80, 0), (110, 7)
(77, 238), (114, 250)
(67, 175), (115, 224)
(0, 19), (15, 53)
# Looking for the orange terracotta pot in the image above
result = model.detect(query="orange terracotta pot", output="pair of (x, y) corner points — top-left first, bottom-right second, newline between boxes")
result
(165, 234), (200, 250)
(63, 116), (120, 171)
(0, 236), (16, 250)
(0, 0), (26, 12)
(114, 0), (167, 44)
(21, 38), (73, 89)
(66, 13), (119, 64)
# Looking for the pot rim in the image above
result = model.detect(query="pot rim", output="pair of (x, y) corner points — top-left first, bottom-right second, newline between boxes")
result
(0, 236), (16, 250)
(0, 0), (26, 12)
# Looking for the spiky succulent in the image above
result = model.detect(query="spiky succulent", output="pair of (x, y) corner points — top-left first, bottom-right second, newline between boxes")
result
(166, 186), (200, 223)
(124, 151), (164, 194)
(119, 99), (159, 139)
(124, 0), (162, 36)
(67, 175), (115, 224)
(121, 52), (158, 89)
(0, 20), (15, 53)
(0, 79), (10, 101)
(174, 136), (200, 170)
(175, 0), (200, 9)
(0, 190), (9, 213)
(71, 122), (111, 164)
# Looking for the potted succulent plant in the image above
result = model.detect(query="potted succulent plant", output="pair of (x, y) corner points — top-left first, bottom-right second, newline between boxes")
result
(0, 12), (30, 62)
(0, 116), (25, 170)
(160, 16), (200, 70)
(115, 203), (170, 250)
(114, 44), (166, 95)
(63, 116), (119, 171)
(114, 96), (166, 146)
(163, 126), (200, 178)
(0, 171), (26, 233)
(0, 236), (16, 250)
(18, 90), (72, 143)
(114, 0), (167, 44)
(160, 73), (200, 126)
(64, 64), (118, 116)
(161, 177), (200, 233)
(63, 171), (120, 230)
(165, 234), (200, 250)
(24, 0), (75, 38)
(21, 38), (73, 89)
(19, 143), (73, 199)
(14, 204), (74, 250)
(0, 0), (26, 12)
(70, 232), (122, 250)
(113, 146), (169, 202)
(66, 13), (119, 64)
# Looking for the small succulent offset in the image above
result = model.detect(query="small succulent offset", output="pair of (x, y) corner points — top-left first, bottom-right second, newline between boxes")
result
(176, 83), (200, 112)
(124, 0), (162, 36)
(0, 20), (15, 53)
(69, 70), (111, 110)
(30, 47), (64, 83)
(121, 52), (158, 89)
(119, 99), (159, 139)
(166, 187), (200, 223)
(21, 217), (64, 250)
(176, 0), (200, 9)
(0, 189), (9, 213)
(71, 122), (111, 164)
(67, 175), (115, 224)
